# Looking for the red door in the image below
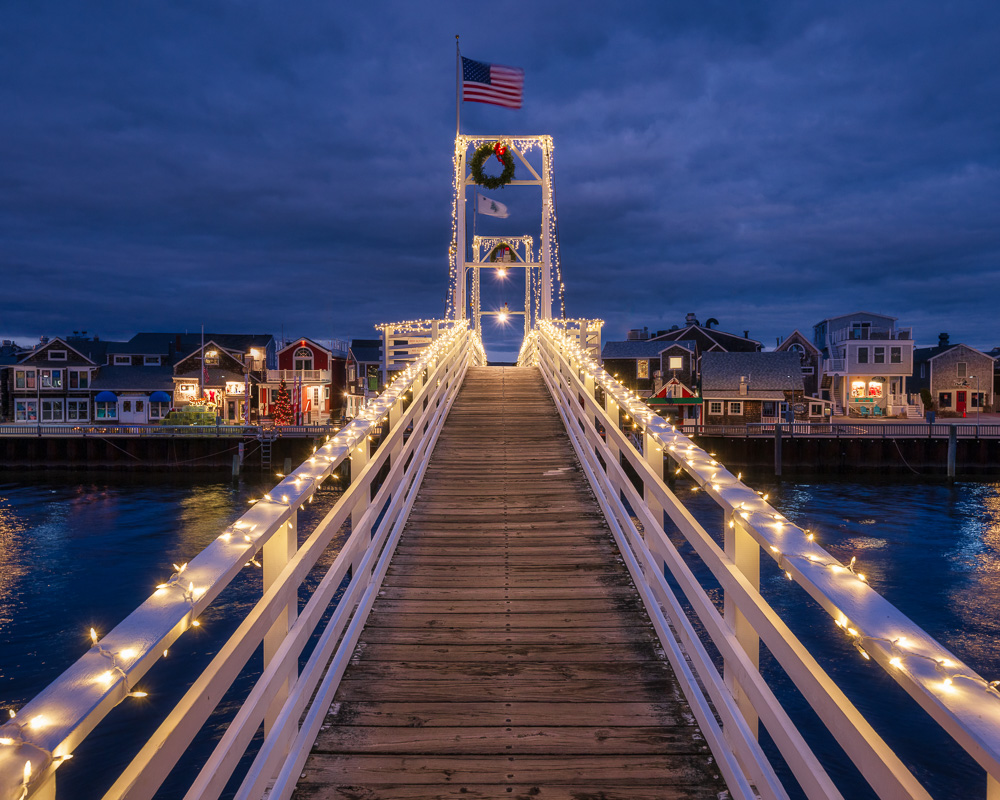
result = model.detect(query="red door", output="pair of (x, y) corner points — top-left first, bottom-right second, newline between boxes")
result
(957, 391), (967, 416)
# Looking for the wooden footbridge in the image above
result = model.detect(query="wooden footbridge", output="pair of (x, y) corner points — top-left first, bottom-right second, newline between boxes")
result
(297, 366), (722, 798)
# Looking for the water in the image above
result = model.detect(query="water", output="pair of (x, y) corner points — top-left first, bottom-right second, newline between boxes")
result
(0, 473), (347, 799)
(1, 474), (998, 798)
(674, 477), (1000, 799)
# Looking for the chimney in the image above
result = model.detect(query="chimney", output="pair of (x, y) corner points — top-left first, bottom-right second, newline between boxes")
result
(176, 333), (183, 351)
(739, 375), (748, 396)
(627, 327), (649, 341)
(938, 332), (950, 347)
(744, 330), (750, 339)
(685, 312), (698, 327)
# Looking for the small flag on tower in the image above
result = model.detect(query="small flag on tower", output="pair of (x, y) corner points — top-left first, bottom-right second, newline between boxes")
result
(462, 56), (524, 109)
(477, 193), (510, 218)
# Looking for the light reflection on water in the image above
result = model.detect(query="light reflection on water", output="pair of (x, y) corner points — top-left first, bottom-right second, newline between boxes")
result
(0, 473), (345, 799)
(678, 478), (1000, 799)
(2, 475), (999, 798)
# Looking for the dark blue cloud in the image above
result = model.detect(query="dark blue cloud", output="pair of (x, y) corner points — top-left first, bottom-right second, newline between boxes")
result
(1, 0), (998, 357)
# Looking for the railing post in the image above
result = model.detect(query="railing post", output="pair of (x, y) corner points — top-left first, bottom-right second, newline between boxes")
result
(263, 507), (298, 742)
(724, 515), (760, 740)
(350, 434), (373, 553)
(643, 429), (664, 539)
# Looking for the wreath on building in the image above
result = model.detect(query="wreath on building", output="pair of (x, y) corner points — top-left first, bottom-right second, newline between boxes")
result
(470, 141), (515, 190)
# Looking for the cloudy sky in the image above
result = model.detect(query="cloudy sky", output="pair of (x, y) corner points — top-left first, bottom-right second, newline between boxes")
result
(2, 1), (998, 359)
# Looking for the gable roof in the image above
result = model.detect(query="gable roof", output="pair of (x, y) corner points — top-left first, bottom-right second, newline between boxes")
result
(776, 330), (820, 355)
(279, 336), (332, 356)
(602, 340), (674, 360)
(350, 339), (382, 364)
(925, 343), (995, 362)
(18, 337), (99, 365)
(701, 352), (804, 398)
(651, 324), (762, 352)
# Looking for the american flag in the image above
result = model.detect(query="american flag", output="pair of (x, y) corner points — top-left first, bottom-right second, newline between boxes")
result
(462, 56), (524, 110)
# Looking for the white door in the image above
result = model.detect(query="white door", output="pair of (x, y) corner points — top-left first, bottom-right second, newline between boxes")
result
(119, 398), (148, 424)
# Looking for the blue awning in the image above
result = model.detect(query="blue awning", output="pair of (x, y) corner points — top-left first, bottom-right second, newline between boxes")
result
(95, 391), (117, 402)
(149, 391), (171, 403)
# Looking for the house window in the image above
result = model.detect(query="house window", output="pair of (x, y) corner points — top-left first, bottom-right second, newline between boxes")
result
(668, 356), (683, 370)
(868, 381), (883, 398)
(114, 355), (131, 365)
(874, 347), (885, 364)
(366, 365), (379, 392)
(891, 347), (901, 364)
(728, 401), (743, 416)
(68, 370), (90, 389)
(39, 369), (62, 388)
(204, 350), (219, 366)
(810, 403), (823, 416)
(15, 370), (28, 389)
(49, 350), (67, 361)
(957, 362), (967, 379)
(348, 364), (356, 382)
(67, 399), (89, 421)
(637, 360), (649, 379)
(15, 400), (38, 422)
(851, 322), (871, 339)
(801, 366), (815, 375)
(939, 392), (952, 409)
(294, 347), (313, 371)
(709, 401), (723, 415)
(920, 363), (926, 378)
(41, 399), (64, 421)
(150, 401), (169, 419)
(851, 381), (866, 398)
(96, 401), (118, 419)
(857, 347), (869, 364)
(144, 355), (160, 365)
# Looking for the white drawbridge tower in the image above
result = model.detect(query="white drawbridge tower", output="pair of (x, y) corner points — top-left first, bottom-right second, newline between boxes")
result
(448, 135), (561, 329)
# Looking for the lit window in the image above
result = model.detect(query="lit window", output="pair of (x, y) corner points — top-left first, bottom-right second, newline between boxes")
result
(851, 381), (866, 398)
(637, 360), (649, 379)
(728, 401), (743, 415)
(668, 356), (683, 370)
(868, 381), (883, 398)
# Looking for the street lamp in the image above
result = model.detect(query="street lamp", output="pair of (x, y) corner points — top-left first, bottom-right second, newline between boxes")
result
(969, 375), (981, 423)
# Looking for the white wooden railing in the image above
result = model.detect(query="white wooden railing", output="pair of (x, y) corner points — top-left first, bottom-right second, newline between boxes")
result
(527, 320), (1000, 800)
(0, 322), (484, 800)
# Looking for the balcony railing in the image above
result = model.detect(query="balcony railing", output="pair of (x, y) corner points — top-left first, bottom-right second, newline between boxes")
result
(830, 326), (912, 343)
(266, 369), (330, 382)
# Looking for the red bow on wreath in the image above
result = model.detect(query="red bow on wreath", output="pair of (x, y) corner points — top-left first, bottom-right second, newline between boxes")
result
(493, 142), (508, 164)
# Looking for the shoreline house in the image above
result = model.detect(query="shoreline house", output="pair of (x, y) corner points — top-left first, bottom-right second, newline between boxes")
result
(911, 334), (994, 415)
(701, 352), (806, 425)
(813, 312), (915, 417)
(774, 331), (833, 419)
(600, 334), (701, 424)
(5, 336), (103, 423)
(347, 339), (383, 419)
(263, 337), (348, 424)
(648, 313), (762, 382)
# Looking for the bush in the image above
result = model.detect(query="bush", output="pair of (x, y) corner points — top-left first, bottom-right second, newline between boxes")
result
(919, 388), (937, 411)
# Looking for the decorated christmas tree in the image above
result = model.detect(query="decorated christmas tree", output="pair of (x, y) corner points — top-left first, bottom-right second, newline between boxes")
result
(272, 380), (293, 425)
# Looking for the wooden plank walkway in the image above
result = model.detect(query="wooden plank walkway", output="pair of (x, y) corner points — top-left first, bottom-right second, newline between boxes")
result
(294, 366), (726, 800)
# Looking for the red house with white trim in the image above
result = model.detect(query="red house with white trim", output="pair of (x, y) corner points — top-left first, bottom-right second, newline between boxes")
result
(262, 338), (347, 424)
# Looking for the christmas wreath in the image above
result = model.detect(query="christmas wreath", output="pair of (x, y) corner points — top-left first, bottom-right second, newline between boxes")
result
(470, 141), (515, 190)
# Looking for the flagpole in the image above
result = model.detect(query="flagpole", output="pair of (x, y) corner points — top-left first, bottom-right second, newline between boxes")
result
(455, 35), (461, 137)
(200, 324), (205, 401)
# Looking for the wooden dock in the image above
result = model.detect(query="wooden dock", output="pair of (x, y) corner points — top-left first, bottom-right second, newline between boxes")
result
(294, 366), (726, 799)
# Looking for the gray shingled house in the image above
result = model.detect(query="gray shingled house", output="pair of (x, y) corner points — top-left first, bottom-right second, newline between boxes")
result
(701, 352), (806, 424)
